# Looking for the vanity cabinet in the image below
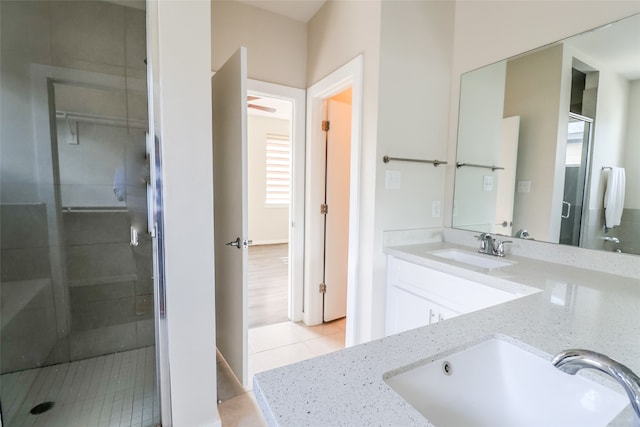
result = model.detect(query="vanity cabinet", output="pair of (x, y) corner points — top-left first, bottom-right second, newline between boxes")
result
(387, 285), (460, 334)
(385, 255), (518, 336)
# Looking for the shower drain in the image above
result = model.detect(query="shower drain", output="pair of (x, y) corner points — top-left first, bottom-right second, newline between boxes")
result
(30, 401), (55, 415)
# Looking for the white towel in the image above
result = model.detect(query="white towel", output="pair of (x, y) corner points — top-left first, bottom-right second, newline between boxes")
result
(604, 167), (625, 228)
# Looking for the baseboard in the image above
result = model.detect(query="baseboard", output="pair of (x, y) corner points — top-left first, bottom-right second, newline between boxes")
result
(251, 239), (289, 246)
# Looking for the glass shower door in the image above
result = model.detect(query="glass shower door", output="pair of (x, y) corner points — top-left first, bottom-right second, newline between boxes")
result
(559, 114), (593, 246)
(0, 2), (160, 426)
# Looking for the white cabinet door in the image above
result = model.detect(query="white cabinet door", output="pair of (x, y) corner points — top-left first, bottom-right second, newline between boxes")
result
(386, 286), (433, 335)
(386, 285), (460, 336)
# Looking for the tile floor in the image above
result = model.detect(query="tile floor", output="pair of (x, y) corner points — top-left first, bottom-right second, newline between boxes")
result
(0, 347), (159, 427)
(218, 318), (346, 427)
(1, 321), (345, 427)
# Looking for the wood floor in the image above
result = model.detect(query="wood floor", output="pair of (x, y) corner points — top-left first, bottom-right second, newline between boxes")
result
(248, 243), (289, 329)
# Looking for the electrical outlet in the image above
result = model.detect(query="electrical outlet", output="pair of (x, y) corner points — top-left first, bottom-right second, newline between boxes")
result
(432, 200), (441, 218)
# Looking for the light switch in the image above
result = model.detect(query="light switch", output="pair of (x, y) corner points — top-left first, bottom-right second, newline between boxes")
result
(385, 170), (401, 189)
(483, 175), (494, 192)
(517, 180), (531, 193)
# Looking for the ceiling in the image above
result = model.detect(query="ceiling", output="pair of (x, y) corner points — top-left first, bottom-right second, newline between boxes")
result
(233, 0), (326, 23)
(247, 95), (293, 121)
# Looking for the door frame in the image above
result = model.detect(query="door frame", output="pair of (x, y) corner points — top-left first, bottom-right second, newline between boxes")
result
(304, 55), (363, 347)
(247, 80), (306, 322)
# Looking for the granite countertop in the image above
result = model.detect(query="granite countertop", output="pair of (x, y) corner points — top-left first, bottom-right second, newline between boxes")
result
(253, 242), (640, 426)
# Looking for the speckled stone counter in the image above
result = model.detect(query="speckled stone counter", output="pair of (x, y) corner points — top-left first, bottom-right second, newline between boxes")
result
(253, 242), (640, 426)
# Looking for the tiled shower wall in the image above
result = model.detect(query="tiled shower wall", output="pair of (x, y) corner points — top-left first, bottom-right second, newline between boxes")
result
(0, 204), (58, 374)
(64, 211), (154, 361)
(0, 207), (154, 375)
(582, 207), (639, 255)
(618, 208), (640, 255)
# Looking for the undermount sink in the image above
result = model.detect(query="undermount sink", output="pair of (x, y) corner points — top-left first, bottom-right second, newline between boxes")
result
(432, 248), (515, 269)
(384, 337), (628, 427)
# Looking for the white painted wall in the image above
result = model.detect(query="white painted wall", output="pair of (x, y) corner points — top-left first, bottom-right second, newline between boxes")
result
(372, 0), (455, 340)
(446, 1), (640, 227)
(149, 0), (219, 425)
(248, 115), (289, 244)
(624, 80), (640, 209)
(306, 0), (455, 342)
(211, 0), (307, 88)
(307, 0), (381, 343)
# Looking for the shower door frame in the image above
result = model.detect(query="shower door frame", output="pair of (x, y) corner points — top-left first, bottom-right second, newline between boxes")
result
(565, 112), (595, 248)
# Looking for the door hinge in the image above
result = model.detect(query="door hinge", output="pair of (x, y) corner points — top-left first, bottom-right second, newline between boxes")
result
(319, 283), (327, 294)
(322, 120), (330, 132)
(320, 203), (328, 215)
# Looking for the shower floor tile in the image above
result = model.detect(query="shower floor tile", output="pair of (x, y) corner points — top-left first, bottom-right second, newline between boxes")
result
(1, 346), (159, 427)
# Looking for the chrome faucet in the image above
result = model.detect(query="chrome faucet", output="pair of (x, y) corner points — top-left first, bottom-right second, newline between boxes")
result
(477, 233), (512, 257)
(552, 349), (640, 419)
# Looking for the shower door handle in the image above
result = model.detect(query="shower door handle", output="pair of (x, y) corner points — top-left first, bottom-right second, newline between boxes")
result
(130, 226), (139, 246)
(561, 201), (571, 219)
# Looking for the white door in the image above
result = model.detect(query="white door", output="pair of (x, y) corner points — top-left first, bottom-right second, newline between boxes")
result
(213, 47), (249, 386)
(323, 97), (351, 322)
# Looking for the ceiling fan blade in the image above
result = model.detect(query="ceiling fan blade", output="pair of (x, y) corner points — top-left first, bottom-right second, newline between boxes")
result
(247, 96), (260, 101)
(248, 104), (276, 113)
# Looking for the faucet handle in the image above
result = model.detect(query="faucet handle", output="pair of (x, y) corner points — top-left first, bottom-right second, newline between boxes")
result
(496, 240), (513, 257)
(475, 233), (488, 251)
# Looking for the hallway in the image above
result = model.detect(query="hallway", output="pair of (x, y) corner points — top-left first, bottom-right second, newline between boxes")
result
(248, 244), (289, 328)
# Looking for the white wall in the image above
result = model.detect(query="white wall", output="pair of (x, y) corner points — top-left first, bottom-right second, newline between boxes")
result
(211, 0), (307, 88)
(447, 1), (640, 226)
(624, 80), (640, 209)
(373, 0), (455, 340)
(150, 0), (219, 425)
(307, 0), (382, 343)
(248, 115), (289, 244)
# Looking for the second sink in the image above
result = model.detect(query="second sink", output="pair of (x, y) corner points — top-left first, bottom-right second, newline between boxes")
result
(432, 248), (515, 269)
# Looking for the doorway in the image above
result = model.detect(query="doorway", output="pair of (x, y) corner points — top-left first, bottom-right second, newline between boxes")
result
(246, 80), (306, 328)
(304, 56), (363, 346)
(320, 90), (352, 322)
(246, 94), (293, 329)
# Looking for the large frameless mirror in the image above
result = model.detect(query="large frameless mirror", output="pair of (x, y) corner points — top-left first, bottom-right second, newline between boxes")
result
(452, 13), (640, 255)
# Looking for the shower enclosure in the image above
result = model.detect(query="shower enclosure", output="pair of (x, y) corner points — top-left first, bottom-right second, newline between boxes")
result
(1, 2), (160, 425)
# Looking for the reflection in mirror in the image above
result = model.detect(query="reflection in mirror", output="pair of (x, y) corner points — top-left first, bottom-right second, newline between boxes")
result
(453, 13), (640, 255)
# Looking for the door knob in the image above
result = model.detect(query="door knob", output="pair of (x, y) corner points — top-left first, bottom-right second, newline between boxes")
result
(225, 237), (253, 249)
(226, 237), (241, 248)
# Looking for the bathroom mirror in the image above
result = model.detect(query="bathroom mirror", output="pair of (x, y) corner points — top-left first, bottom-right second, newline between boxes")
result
(452, 13), (640, 255)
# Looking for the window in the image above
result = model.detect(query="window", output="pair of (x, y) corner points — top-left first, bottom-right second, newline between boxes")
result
(265, 134), (290, 205)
